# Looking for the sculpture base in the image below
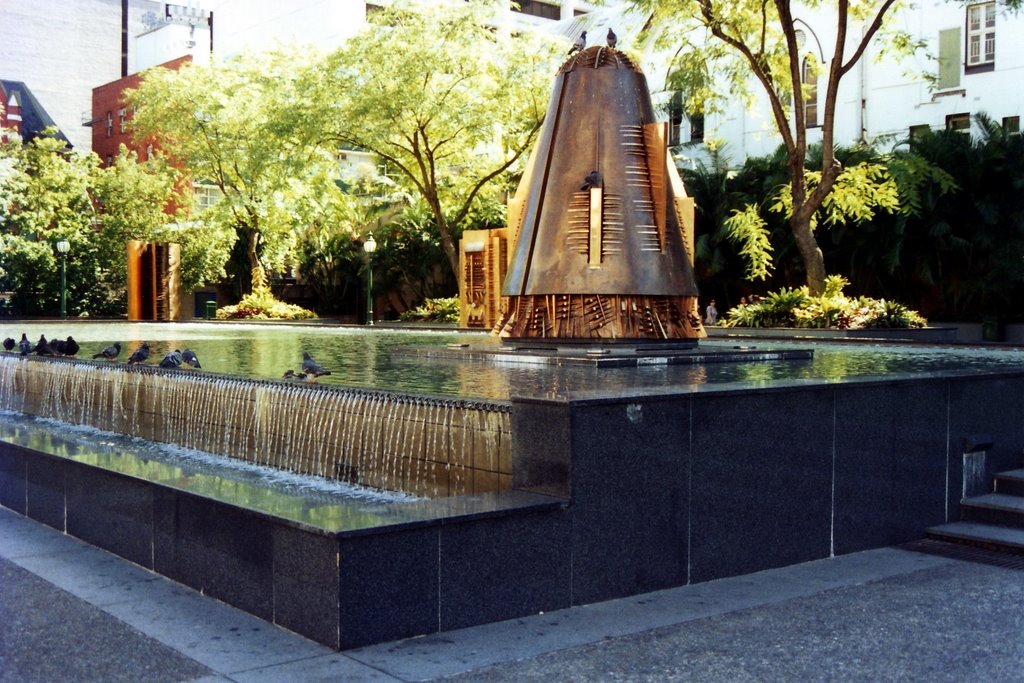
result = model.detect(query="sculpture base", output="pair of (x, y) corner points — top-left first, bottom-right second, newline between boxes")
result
(496, 294), (705, 341)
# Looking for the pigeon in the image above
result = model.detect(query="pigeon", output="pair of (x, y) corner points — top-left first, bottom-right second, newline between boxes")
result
(50, 338), (66, 354)
(159, 349), (183, 369)
(62, 336), (79, 356)
(92, 342), (121, 360)
(580, 170), (602, 191)
(569, 31), (586, 55)
(607, 27), (617, 48)
(181, 349), (201, 369)
(127, 342), (150, 365)
(2, 337), (14, 352)
(282, 369), (308, 381)
(34, 335), (56, 356)
(19, 333), (31, 356)
(301, 352), (331, 381)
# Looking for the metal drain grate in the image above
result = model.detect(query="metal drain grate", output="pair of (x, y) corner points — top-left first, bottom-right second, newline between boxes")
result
(902, 539), (1024, 571)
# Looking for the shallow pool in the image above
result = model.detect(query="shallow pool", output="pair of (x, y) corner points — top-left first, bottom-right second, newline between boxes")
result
(4, 321), (1023, 400)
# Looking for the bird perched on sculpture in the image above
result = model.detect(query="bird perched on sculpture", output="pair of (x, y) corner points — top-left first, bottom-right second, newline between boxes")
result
(159, 349), (183, 369)
(301, 352), (331, 381)
(127, 343), (150, 365)
(2, 337), (13, 352)
(580, 170), (602, 191)
(181, 349), (201, 369)
(606, 27), (617, 48)
(92, 342), (121, 360)
(19, 334), (31, 356)
(569, 31), (586, 54)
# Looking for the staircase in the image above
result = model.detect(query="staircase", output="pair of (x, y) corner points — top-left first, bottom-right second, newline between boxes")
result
(926, 469), (1024, 554)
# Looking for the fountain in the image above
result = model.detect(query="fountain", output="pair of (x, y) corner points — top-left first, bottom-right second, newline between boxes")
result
(4, 46), (1024, 651)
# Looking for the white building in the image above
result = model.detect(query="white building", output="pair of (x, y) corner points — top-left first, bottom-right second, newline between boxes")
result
(649, 1), (1023, 165)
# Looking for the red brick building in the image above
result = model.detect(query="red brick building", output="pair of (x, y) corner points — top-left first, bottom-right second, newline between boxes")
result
(89, 54), (192, 166)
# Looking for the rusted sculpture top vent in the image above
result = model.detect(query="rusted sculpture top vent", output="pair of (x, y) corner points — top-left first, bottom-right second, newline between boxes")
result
(559, 45), (641, 74)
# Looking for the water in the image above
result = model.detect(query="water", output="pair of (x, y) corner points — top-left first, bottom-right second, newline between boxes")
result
(0, 409), (443, 531)
(6, 321), (1024, 400)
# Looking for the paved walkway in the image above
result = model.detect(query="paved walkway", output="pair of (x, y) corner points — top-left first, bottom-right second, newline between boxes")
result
(3, 506), (1024, 682)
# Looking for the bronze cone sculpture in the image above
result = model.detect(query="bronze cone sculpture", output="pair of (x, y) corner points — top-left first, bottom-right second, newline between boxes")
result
(497, 46), (705, 342)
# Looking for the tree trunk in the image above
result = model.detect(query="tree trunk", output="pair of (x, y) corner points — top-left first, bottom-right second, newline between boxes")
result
(425, 194), (460, 280)
(790, 214), (826, 295)
(246, 228), (268, 292)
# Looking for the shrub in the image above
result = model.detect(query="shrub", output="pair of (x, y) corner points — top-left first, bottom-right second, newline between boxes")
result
(399, 296), (460, 323)
(216, 287), (317, 321)
(722, 276), (925, 329)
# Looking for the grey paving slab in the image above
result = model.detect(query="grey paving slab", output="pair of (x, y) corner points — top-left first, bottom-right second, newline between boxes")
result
(345, 548), (952, 681)
(101, 586), (333, 675)
(229, 652), (403, 683)
(11, 542), (197, 607)
(0, 557), (212, 683)
(440, 560), (1024, 683)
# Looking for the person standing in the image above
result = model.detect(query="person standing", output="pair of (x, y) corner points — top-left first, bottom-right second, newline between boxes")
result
(704, 299), (718, 326)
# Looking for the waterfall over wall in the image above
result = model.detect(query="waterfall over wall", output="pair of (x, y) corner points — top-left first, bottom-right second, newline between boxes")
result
(0, 356), (512, 498)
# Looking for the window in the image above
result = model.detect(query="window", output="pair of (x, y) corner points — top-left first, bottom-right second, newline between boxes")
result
(689, 113), (705, 143)
(1004, 116), (1020, 134)
(937, 28), (961, 89)
(512, 1), (560, 20)
(118, 107), (127, 133)
(667, 92), (684, 147)
(193, 183), (223, 212)
(909, 124), (931, 141)
(966, 2), (995, 67)
(105, 111), (113, 138)
(946, 112), (970, 133)
(802, 54), (819, 128)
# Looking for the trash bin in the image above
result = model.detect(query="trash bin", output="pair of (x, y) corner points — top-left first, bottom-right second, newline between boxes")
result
(981, 315), (1004, 342)
(204, 300), (217, 320)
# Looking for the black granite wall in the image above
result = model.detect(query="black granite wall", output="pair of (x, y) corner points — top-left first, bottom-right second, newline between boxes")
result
(2, 370), (1023, 649)
(511, 372), (1024, 603)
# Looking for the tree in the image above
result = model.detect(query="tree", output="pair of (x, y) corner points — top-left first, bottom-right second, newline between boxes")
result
(127, 48), (330, 294)
(0, 129), (101, 315)
(637, 0), (911, 293)
(299, 0), (560, 279)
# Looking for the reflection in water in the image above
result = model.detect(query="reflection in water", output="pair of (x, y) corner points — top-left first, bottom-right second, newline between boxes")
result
(2, 322), (1023, 401)
(0, 410), (437, 533)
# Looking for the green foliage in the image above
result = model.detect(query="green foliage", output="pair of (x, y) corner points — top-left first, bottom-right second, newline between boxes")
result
(127, 47), (331, 293)
(215, 286), (316, 320)
(301, 0), (561, 278)
(636, 0), (916, 292)
(399, 297), (460, 324)
(723, 204), (773, 280)
(723, 277), (926, 329)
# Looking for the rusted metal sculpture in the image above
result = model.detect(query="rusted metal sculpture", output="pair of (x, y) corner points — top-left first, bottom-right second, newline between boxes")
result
(496, 46), (704, 342)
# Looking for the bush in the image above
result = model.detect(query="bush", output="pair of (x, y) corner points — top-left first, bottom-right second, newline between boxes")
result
(216, 287), (317, 321)
(399, 296), (459, 323)
(723, 276), (925, 329)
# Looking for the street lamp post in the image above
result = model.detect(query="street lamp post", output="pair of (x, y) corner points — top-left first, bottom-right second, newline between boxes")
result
(363, 234), (376, 326)
(56, 239), (70, 320)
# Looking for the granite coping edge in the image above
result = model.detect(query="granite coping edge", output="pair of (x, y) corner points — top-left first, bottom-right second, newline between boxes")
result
(0, 439), (568, 539)
(510, 366), (1024, 406)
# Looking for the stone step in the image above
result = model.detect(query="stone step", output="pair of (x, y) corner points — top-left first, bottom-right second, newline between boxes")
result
(960, 493), (1024, 529)
(926, 521), (1024, 555)
(994, 469), (1024, 497)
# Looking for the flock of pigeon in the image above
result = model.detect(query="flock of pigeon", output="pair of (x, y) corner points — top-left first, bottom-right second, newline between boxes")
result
(3, 333), (202, 370)
(3, 333), (332, 382)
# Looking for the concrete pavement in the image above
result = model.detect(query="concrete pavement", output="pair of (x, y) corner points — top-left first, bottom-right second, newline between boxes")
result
(3, 505), (1023, 682)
